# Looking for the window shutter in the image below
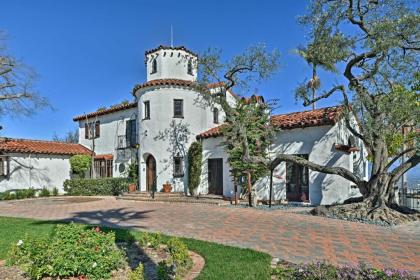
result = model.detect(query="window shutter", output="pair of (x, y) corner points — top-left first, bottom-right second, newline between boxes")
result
(0, 158), (4, 176)
(95, 121), (100, 138)
(85, 123), (89, 139)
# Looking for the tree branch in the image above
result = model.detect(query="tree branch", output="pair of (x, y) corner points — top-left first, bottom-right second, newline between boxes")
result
(0, 92), (31, 101)
(385, 147), (417, 171)
(269, 154), (362, 185)
(388, 153), (420, 185)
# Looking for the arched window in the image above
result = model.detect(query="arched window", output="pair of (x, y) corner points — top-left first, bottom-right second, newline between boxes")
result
(151, 58), (157, 74)
(213, 108), (219, 124)
(187, 59), (193, 75)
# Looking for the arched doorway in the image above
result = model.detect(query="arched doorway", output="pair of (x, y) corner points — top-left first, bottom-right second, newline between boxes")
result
(146, 155), (156, 192)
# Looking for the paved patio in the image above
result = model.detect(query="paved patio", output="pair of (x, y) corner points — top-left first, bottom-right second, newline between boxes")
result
(0, 196), (419, 275)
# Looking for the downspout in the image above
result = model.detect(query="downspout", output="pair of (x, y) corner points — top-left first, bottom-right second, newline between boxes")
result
(28, 153), (32, 188)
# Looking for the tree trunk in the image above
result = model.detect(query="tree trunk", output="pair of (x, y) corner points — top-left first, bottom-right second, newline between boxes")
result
(247, 172), (252, 207)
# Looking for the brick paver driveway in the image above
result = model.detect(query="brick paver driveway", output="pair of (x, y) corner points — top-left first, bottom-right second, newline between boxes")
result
(0, 197), (419, 275)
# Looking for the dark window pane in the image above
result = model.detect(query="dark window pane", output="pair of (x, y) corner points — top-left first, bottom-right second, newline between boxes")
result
(187, 60), (193, 75)
(144, 101), (150, 119)
(174, 99), (183, 118)
(174, 157), (183, 177)
(151, 59), (157, 74)
(213, 108), (219, 124)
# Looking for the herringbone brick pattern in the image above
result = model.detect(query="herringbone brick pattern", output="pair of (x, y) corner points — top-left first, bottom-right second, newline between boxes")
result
(0, 197), (418, 275)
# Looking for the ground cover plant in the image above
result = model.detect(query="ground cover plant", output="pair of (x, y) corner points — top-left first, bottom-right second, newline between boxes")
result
(0, 188), (59, 201)
(272, 261), (417, 280)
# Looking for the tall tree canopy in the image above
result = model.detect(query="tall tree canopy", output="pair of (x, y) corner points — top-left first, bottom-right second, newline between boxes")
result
(0, 31), (48, 118)
(198, 44), (280, 205)
(282, 0), (419, 223)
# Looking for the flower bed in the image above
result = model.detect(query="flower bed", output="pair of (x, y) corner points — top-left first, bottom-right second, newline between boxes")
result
(272, 261), (418, 280)
(5, 224), (201, 280)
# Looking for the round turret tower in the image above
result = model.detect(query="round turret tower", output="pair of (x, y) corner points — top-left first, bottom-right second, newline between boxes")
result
(145, 45), (198, 82)
(134, 45), (220, 194)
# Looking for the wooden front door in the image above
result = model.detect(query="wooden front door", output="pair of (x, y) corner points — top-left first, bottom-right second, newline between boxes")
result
(146, 155), (156, 192)
(286, 155), (309, 202)
(208, 158), (223, 195)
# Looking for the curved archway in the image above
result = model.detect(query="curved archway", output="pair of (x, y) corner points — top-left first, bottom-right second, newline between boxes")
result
(146, 154), (156, 192)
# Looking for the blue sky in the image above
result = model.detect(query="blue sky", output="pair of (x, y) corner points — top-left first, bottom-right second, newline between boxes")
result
(1, 0), (346, 140)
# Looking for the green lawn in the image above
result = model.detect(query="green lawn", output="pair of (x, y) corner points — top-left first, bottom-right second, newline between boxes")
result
(0, 216), (271, 280)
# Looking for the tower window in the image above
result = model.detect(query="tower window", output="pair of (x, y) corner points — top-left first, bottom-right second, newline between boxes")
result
(144, 101), (150, 119)
(187, 59), (193, 75)
(151, 59), (157, 74)
(213, 108), (219, 124)
(173, 99), (184, 118)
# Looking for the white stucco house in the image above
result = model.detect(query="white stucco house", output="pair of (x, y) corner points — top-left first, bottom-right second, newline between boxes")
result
(0, 45), (368, 205)
(70, 45), (368, 205)
(0, 138), (91, 193)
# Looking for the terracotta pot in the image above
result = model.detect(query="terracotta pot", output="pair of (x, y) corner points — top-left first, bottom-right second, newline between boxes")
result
(128, 183), (137, 193)
(162, 183), (172, 193)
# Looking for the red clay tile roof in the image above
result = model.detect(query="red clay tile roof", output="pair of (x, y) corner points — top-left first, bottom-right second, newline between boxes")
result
(145, 45), (198, 57)
(196, 124), (227, 139)
(73, 102), (137, 121)
(0, 138), (92, 155)
(270, 106), (344, 129)
(132, 79), (200, 94)
(197, 106), (344, 139)
(334, 144), (360, 154)
(207, 82), (225, 89)
(94, 154), (113, 160)
(132, 79), (240, 99)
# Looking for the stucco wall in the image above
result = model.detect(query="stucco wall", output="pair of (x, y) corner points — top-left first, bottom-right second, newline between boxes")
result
(199, 136), (235, 197)
(77, 107), (138, 177)
(200, 121), (367, 205)
(0, 153), (71, 193)
(136, 85), (225, 193)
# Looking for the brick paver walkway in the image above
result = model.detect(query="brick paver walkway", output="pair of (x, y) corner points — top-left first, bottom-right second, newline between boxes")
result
(0, 197), (418, 275)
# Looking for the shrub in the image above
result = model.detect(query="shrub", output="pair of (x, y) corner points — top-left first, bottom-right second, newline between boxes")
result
(166, 237), (192, 272)
(187, 141), (202, 196)
(39, 187), (50, 197)
(156, 261), (171, 280)
(52, 187), (59, 196)
(2, 191), (16, 200)
(1, 189), (37, 200)
(7, 223), (125, 280)
(128, 263), (146, 280)
(137, 232), (162, 249)
(63, 178), (130, 196)
(15, 188), (35, 199)
(271, 261), (417, 280)
(69, 154), (92, 178)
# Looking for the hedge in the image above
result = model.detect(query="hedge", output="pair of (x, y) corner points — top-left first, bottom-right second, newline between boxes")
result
(187, 141), (202, 195)
(63, 178), (130, 196)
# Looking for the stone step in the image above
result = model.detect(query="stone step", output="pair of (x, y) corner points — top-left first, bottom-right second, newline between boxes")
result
(116, 195), (229, 205)
(122, 192), (185, 198)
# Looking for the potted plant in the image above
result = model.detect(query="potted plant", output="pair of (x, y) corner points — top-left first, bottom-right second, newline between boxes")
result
(128, 183), (137, 193)
(126, 162), (138, 193)
(162, 182), (172, 193)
